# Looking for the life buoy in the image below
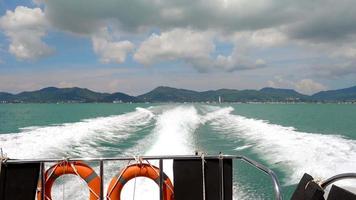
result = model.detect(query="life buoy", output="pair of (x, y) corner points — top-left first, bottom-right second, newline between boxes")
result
(106, 163), (174, 200)
(37, 161), (101, 200)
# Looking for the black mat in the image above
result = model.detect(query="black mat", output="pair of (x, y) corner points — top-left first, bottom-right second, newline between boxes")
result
(291, 173), (325, 200)
(173, 158), (232, 200)
(327, 185), (356, 200)
(0, 162), (40, 200)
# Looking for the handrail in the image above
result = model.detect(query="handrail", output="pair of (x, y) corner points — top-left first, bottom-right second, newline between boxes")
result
(238, 156), (283, 200)
(3, 154), (283, 200)
(321, 173), (356, 189)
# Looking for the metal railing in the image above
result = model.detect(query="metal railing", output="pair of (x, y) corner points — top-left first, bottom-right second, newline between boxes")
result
(321, 173), (356, 189)
(4, 154), (283, 200)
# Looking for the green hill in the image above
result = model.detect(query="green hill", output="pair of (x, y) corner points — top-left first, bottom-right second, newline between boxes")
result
(137, 86), (309, 102)
(1, 85), (355, 103)
(312, 86), (356, 101)
(0, 87), (137, 103)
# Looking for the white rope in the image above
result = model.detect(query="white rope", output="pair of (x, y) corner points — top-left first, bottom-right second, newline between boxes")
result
(46, 164), (59, 182)
(40, 163), (54, 200)
(201, 153), (206, 200)
(146, 160), (174, 193)
(69, 162), (100, 199)
(132, 171), (137, 200)
(132, 156), (142, 200)
(0, 148), (7, 175)
(107, 159), (132, 198)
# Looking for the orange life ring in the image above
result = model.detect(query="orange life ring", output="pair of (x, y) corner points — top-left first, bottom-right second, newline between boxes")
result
(106, 163), (174, 200)
(37, 161), (101, 200)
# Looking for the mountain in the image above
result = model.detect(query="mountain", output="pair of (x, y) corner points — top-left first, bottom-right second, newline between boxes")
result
(15, 87), (105, 102)
(0, 87), (137, 103)
(259, 87), (308, 101)
(1, 85), (355, 103)
(138, 86), (309, 102)
(260, 87), (304, 96)
(0, 92), (14, 101)
(312, 86), (356, 101)
(102, 92), (138, 102)
(137, 86), (201, 102)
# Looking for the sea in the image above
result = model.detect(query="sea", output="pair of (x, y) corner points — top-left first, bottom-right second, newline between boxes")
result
(0, 103), (356, 199)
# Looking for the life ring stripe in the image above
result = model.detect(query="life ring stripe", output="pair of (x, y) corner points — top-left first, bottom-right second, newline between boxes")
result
(84, 171), (98, 183)
(154, 177), (160, 184)
(153, 174), (169, 184)
(118, 176), (128, 185)
(49, 173), (59, 180)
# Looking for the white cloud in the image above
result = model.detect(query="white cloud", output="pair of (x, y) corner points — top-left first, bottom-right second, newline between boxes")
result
(91, 28), (134, 64)
(268, 76), (326, 94)
(230, 28), (288, 47)
(331, 45), (356, 59)
(215, 47), (266, 71)
(39, 0), (294, 34)
(267, 76), (295, 89)
(39, 0), (356, 44)
(295, 79), (326, 94)
(313, 62), (356, 78)
(134, 28), (214, 65)
(134, 28), (265, 71)
(0, 6), (53, 60)
(1, 0), (355, 78)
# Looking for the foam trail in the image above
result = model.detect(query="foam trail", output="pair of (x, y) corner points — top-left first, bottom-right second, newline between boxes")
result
(0, 107), (154, 200)
(120, 105), (202, 199)
(146, 105), (200, 155)
(209, 106), (356, 185)
(234, 144), (253, 151)
(0, 107), (154, 159)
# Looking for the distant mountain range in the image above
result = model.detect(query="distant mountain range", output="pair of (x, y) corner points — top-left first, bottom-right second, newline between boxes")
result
(1, 85), (356, 103)
(0, 87), (136, 103)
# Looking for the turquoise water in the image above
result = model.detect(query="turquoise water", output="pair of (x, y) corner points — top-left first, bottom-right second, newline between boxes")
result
(0, 103), (356, 199)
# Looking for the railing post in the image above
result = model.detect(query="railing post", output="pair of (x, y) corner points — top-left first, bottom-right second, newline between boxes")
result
(40, 162), (45, 200)
(100, 160), (104, 200)
(219, 156), (224, 200)
(159, 159), (164, 200)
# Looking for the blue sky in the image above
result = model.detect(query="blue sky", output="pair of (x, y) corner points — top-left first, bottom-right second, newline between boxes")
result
(0, 0), (356, 95)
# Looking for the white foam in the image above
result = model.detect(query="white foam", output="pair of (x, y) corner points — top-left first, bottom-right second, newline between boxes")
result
(235, 144), (253, 151)
(0, 107), (154, 159)
(0, 107), (154, 200)
(120, 105), (202, 200)
(209, 106), (356, 185)
(146, 105), (200, 155)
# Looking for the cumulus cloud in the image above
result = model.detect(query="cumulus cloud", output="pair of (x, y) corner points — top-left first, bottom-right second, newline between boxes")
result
(91, 28), (134, 64)
(39, 0), (295, 34)
(287, 1), (356, 42)
(38, 0), (356, 41)
(32, 0), (356, 72)
(0, 6), (53, 60)
(229, 28), (288, 47)
(313, 62), (356, 78)
(134, 29), (214, 68)
(134, 28), (265, 71)
(1, 0), (356, 77)
(295, 79), (326, 95)
(268, 76), (326, 94)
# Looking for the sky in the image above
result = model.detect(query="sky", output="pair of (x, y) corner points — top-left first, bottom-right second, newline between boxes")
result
(0, 0), (356, 95)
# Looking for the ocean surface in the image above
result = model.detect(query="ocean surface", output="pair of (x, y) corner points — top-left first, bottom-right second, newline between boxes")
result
(1, 103), (356, 199)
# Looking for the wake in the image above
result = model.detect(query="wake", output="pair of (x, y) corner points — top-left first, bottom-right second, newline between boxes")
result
(0, 107), (154, 158)
(207, 106), (356, 185)
(5, 104), (352, 199)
